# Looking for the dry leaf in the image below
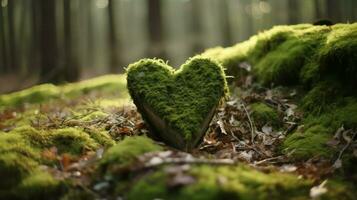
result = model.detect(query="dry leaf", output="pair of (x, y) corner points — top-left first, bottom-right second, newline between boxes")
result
(310, 180), (328, 199)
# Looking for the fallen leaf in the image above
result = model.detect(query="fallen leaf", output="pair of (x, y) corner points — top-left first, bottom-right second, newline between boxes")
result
(217, 119), (227, 135)
(310, 180), (328, 199)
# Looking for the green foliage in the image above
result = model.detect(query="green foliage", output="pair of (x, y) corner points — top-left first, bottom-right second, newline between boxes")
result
(127, 165), (312, 200)
(127, 56), (228, 148)
(250, 103), (280, 128)
(100, 136), (163, 172)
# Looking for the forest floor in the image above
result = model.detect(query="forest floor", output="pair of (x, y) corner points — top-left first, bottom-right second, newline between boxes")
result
(0, 23), (356, 200)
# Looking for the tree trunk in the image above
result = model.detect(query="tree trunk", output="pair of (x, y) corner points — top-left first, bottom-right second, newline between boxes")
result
(108, 0), (122, 73)
(8, 1), (18, 73)
(288, 0), (300, 24)
(63, 0), (79, 82)
(0, 5), (7, 73)
(148, 0), (165, 58)
(326, 0), (341, 23)
(38, 0), (59, 83)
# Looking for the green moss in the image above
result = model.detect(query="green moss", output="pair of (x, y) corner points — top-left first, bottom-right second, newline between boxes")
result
(100, 136), (163, 172)
(0, 84), (61, 108)
(321, 180), (357, 200)
(60, 189), (95, 200)
(127, 56), (228, 148)
(250, 103), (280, 128)
(49, 128), (100, 155)
(0, 152), (39, 188)
(85, 128), (115, 147)
(127, 164), (312, 200)
(301, 81), (342, 114)
(0, 133), (41, 161)
(13, 170), (63, 200)
(318, 23), (357, 86)
(0, 74), (129, 108)
(282, 125), (333, 160)
(79, 110), (108, 121)
(3, 125), (113, 156)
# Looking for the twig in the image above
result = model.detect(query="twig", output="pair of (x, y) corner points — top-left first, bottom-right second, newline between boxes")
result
(145, 157), (236, 168)
(241, 101), (256, 144)
(334, 131), (356, 164)
(253, 155), (285, 165)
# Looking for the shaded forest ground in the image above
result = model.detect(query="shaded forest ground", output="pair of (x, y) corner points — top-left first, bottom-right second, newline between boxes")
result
(0, 23), (356, 200)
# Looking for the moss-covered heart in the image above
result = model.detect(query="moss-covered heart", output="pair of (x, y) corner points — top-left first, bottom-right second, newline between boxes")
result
(127, 57), (228, 151)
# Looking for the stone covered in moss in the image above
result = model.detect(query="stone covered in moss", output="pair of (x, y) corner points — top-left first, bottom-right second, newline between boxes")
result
(127, 164), (312, 200)
(100, 136), (163, 172)
(127, 56), (228, 150)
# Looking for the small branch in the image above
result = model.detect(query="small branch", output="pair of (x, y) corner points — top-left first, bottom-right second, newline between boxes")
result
(141, 157), (236, 170)
(241, 101), (256, 144)
(334, 131), (356, 165)
(253, 155), (285, 165)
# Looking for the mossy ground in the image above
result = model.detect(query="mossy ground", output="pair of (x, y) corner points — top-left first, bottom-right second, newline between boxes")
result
(0, 23), (356, 199)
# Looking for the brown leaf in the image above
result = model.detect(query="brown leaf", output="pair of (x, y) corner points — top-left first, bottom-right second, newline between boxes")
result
(61, 153), (72, 171)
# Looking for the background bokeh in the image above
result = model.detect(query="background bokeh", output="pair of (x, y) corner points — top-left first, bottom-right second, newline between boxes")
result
(0, 0), (356, 93)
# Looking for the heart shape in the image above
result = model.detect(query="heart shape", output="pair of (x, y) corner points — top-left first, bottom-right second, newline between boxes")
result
(126, 57), (228, 151)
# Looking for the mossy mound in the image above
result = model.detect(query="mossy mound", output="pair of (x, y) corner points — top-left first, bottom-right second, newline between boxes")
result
(127, 56), (228, 150)
(203, 23), (357, 162)
(0, 124), (115, 199)
(0, 74), (129, 109)
(100, 136), (163, 173)
(127, 165), (309, 200)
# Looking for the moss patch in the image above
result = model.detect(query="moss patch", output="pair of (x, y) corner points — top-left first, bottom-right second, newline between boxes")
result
(127, 56), (228, 149)
(250, 103), (280, 128)
(202, 23), (357, 162)
(100, 136), (163, 172)
(13, 170), (63, 200)
(0, 74), (129, 108)
(282, 125), (333, 160)
(127, 164), (312, 200)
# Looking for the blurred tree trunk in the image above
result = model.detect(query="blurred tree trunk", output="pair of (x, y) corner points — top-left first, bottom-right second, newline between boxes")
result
(38, 0), (59, 83)
(63, 0), (79, 82)
(108, 0), (122, 72)
(315, 0), (327, 19)
(288, 0), (299, 24)
(326, 0), (341, 22)
(8, 1), (18, 73)
(148, 0), (165, 58)
(31, 1), (40, 75)
(0, 5), (7, 73)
